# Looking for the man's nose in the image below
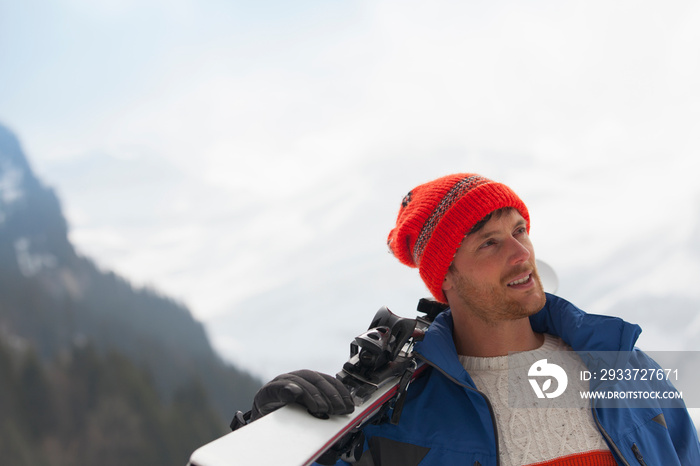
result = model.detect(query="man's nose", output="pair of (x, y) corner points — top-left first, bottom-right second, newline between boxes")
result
(506, 236), (531, 265)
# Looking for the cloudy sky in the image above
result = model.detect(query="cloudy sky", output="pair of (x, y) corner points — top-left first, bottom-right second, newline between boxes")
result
(2, 0), (700, 381)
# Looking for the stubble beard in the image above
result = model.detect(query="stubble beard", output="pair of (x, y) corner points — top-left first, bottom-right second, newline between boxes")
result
(452, 267), (547, 326)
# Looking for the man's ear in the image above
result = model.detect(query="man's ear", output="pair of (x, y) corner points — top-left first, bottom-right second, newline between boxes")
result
(442, 270), (455, 293)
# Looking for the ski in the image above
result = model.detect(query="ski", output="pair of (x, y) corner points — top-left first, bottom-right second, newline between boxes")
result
(188, 301), (440, 466)
(187, 363), (428, 466)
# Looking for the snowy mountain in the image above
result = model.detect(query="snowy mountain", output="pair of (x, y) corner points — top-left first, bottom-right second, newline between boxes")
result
(0, 123), (260, 421)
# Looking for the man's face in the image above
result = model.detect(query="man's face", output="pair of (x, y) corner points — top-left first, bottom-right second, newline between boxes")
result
(442, 209), (546, 324)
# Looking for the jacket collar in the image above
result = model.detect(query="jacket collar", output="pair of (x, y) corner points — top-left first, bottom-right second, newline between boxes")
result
(529, 293), (641, 352)
(414, 293), (642, 382)
(414, 306), (477, 387)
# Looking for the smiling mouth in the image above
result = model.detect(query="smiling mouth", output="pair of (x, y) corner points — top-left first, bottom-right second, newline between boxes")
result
(507, 274), (531, 286)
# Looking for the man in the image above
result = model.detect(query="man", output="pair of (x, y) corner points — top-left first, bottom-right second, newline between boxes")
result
(250, 173), (700, 465)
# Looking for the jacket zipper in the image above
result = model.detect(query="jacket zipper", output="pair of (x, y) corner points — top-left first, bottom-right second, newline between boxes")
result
(416, 354), (500, 466)
(590, 400), (631, 466)
(631, 443), (648, 466)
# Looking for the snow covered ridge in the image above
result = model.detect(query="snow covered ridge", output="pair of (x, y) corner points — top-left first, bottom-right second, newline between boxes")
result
(0, 160), (25, 225)
(14, 237), (58, 277)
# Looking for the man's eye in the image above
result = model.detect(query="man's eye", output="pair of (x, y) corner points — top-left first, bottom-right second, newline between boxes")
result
(480, 240), (496, 249)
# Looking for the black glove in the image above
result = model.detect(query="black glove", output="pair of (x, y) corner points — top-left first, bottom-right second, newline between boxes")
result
(251, 369), (355, 421)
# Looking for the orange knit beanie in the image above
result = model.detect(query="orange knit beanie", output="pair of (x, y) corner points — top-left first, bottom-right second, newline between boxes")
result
(387, 173), (529, 303)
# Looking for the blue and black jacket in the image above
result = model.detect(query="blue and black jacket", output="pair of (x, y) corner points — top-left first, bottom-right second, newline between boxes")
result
(336, 293), (700, 466)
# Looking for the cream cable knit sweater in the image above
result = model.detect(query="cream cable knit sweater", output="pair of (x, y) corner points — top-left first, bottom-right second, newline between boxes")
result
(459, 334), (611, 466)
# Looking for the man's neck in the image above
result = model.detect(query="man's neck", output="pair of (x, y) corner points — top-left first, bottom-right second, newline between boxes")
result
(451, 312), (544, 357)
